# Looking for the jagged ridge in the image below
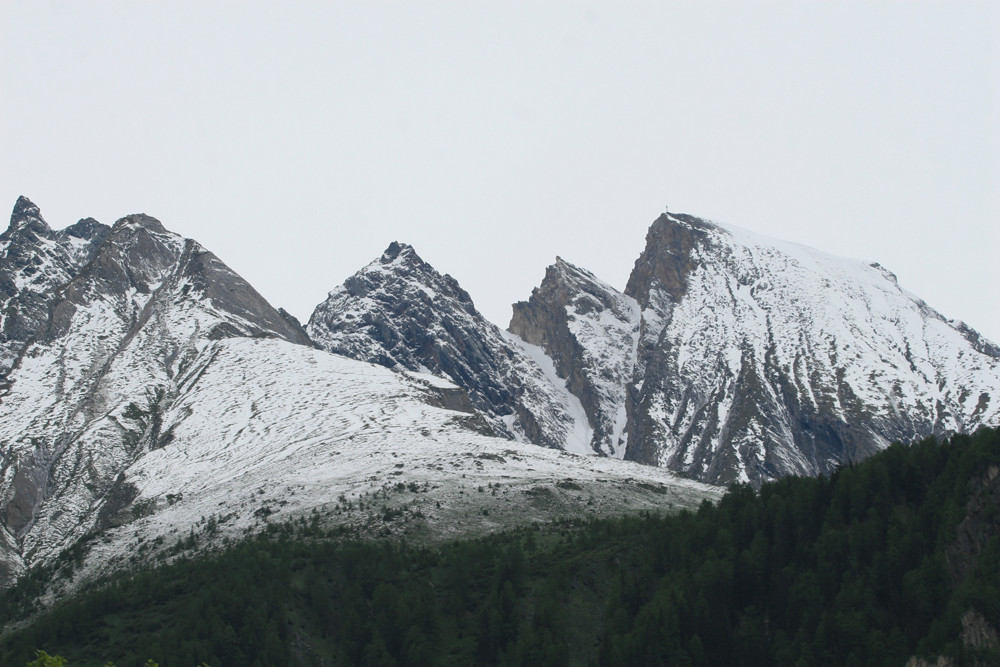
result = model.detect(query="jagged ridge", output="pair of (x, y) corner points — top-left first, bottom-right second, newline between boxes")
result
(511, 213), (1000, 486)
(0, 197), (110, 376)
(0, 201), (720, 594)
(306, 242), (596, 452)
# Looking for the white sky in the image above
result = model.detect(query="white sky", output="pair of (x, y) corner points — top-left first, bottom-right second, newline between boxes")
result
(3, 1), (998, 342)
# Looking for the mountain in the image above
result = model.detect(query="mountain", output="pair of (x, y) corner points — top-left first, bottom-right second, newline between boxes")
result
(0, 201), (719, 593)
(0, 206), (314, 585)
(308, 214), (998, 488)
(515, 213), (1000, 485)
(509, 258), (640, 458)
(306, 242), (599, 454)
(3, 195), (995, 599)
(0, 197), (110, 376)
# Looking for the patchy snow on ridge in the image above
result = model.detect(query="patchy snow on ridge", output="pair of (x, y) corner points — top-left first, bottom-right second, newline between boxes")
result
(625, 213), (1000, 485)
(307, 242), (605, 454)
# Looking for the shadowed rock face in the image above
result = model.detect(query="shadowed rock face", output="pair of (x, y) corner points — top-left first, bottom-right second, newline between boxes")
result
(307, 243), (586, 450)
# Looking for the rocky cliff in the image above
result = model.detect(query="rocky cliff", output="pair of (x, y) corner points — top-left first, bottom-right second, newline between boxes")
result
(506, 213), (1000, 486)
(306, 242), (597, 452)
(0, 197), (110, 376)
(509, 258), (639, 457)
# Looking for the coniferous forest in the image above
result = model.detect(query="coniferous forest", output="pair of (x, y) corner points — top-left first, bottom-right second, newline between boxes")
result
(1, 428), (997, 666)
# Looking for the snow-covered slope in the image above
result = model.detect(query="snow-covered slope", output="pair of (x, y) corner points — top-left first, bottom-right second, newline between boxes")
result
(0, 203), (721, 594)
(0, 197), (109, 375)
(69, 337), (719, 590)
(306, 242), (597, 451)
(621, 213), (1000, 485)
(0, 209), (312, 585)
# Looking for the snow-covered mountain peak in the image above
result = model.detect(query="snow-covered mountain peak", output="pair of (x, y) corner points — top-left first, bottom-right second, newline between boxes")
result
(619, 211), (1000, 485)
(308, 247), (605, 451)
(380, 240), (421, 265)
(7, 196), (47, 235)
(0, 199), (111, 376)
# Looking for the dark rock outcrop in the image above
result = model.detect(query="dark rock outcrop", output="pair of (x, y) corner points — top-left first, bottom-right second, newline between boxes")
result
(307, 243), (585, 450)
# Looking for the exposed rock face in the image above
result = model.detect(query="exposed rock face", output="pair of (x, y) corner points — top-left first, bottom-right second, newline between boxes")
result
(624, 212), (708, 306)
(0, 200), (722, 596)
(0, 197), (110, 375)
(508, 213), (1000, 486)
(307, 243), (593, 451)
(619, 214), (1000, 485)
(510, 258), (639, 457)
(0, 205), (311, 586)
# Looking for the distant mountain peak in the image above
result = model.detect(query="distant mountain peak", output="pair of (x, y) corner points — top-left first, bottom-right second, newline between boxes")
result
(624, 212), (711, 306)
(112, 213), (170, 236)
(6, 195), (50, 236)
(380, 240), (419, 263)
(10, 195), (40, 220)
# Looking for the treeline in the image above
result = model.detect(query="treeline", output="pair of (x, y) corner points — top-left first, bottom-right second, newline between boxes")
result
(1, 428), (997, 666)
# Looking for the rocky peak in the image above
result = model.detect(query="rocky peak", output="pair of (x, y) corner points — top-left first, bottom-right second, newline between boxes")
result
(380, 240), (418, 264)
(339, 242), (475, 313)
(624, 213), (712, 307)
(11, 195), (40, 220)
(5, 196), (51, 239)
(112, 213), (170, 236)
(62, 217), (105, 239)
(308, 247), (595, 450)
(309, 242), (490, 372)
(0, 199), (112, 376)
(510, 257), (640, 457)
(54, 213), (187, 307)
(511, 257), (615, 353)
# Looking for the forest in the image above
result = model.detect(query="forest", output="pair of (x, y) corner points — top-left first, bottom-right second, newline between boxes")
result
(1, 427), (997, 666)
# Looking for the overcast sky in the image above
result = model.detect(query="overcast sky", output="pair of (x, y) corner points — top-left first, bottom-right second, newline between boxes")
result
(3, 1), (998, 342)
